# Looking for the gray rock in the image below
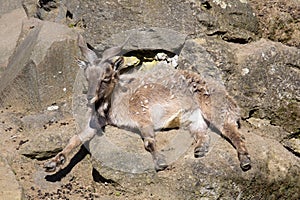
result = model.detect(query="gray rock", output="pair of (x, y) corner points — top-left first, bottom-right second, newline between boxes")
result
(0, 0), (22, 17)
(188, 126), (300, 199)
(0, 8), (27, 75)
(282, 135), (300, 157)
(96, 27), (187, 55)
(32, 0), (259, 45)
(192, 0), (259, 43)
(21, 110), (64, 131)
(230, 39), (300, 134)
(0, 154), (24, 200)
(0, 18), (80, 112)
(19, 113), (76, 160)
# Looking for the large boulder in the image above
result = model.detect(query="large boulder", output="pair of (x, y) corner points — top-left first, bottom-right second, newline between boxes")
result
(192, 0), (259, 43)
(22, 0), (259, 45)
(230, 39), (300, 134)
(0, 6), (27, 75)
(0, 18), (80, 112)
(249, 0), (300, 48)
(96, 27), (187, 54)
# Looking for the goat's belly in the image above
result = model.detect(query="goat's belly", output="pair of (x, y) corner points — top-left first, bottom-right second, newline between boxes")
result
(152, 109), (182, 130)
(153, 107), (207, 131)
(109, 108), (140, 130)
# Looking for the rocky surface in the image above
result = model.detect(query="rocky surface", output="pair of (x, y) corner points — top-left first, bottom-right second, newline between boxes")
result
(0, 18), (80, 112)
(0, 154), (24, 200)
(23, 0), (260, 45)
(0, 8), (27, 73)
(0, 0), (299, 199)
(248, 0), (300, 48)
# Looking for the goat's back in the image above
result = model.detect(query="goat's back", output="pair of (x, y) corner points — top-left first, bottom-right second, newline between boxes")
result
(109, 63), (209, 130)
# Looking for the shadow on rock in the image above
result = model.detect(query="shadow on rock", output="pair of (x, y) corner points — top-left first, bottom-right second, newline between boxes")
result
(45, 145), (89, 182)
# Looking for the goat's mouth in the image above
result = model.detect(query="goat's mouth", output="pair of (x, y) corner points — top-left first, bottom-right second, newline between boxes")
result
(86, 96), (99, 108)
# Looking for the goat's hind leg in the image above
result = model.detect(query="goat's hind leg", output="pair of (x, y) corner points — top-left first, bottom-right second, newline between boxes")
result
(140, 125), (168, 171)
(187, 109), (210, 158)
(222, 122), (251, 171)
(44, 124), (96, 172)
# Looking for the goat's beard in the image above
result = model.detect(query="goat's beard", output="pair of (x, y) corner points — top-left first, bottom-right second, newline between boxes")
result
(90, 81), (115, 129)
(88, 98), (111, 130)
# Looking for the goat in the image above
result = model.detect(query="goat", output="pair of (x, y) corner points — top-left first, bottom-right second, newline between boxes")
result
(44, 35), (251, 172)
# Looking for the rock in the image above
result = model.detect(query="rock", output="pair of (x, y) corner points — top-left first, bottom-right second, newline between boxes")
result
(15, 103), (74, 160)
(230, 39), (300, 134)
(248, 0), (300, 48)
(192, 0), (259, 43)
(60, 0), (197, 44)
(89, 126), (193, 175)
(0, 8), (27, 76)
(0, 154), (24, 200)
(0, 0), (22, 16)
(281, 133), (300, 157)
(188, 125), (300, 199)
(32, 0), (259, 45)
(19, 114), (76, 160)
(23, 0), (299, 49)
(0, 18), (80, 112)
(246, 117), (287, 140)
(22, 0), (37, 18)
(21, 110), (64, 131)
(96, 27), (187, 55)
(178, 38), (223, 82)
(22, 0), (67, 23)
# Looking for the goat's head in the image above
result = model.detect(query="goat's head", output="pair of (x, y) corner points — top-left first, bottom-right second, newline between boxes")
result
(77, 35), (125, 105)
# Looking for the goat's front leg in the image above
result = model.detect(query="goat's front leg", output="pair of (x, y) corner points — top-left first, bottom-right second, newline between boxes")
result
(140, 125), (168, 171)
(44, 123), (97, 172)
(187, 109), (210, 158)
(222, 122), (251, 171)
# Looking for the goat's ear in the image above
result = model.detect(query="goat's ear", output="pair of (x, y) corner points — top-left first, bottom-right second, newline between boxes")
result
(77, 34), (98, 65)
(101, 36), (130, 62)
(113, 56), (124, 71)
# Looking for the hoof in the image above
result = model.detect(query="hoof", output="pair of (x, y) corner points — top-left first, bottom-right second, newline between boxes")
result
(44, 161), (57, 172)
(154, 154), (168, 171)
(44, 153), (66, 172)
(194, 144), (209, 158)
(239, 154), (251, 171)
